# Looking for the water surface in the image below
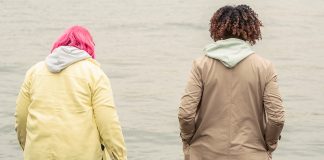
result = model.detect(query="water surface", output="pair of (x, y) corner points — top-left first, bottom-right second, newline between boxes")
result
(1, 0), (324, 159)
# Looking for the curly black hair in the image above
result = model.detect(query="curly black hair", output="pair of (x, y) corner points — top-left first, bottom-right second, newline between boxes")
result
(209, 4), (263, 45)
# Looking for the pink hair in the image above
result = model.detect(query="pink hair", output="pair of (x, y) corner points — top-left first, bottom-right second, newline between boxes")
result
(51, 26), (95, 58)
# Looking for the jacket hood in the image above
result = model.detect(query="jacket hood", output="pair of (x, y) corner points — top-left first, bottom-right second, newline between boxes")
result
(204, 38), (254, 68)
(45, 46), (91, 73)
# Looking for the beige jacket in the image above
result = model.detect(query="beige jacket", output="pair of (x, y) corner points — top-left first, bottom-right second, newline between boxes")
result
(178, 52), (285, 160)
(15, 46), (127, 160)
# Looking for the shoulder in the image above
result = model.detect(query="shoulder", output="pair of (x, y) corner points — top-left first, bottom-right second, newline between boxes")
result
(192, 55), (213, 67)
(79, 59), (110, 82)
(20, 61), (45, 83)
(192, 55), (223, 72)
(76, 58), (106, 76)
(248, 54), (272, 67)
(189, 56), (216, 76)
(244, 53), (276, 77)
(25, 61), (45, 75)
(78, 58), (101, 68)
(248, 54), (278, 79)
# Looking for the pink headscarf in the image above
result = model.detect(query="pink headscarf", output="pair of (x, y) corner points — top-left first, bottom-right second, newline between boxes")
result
(51, 26), (95, 58)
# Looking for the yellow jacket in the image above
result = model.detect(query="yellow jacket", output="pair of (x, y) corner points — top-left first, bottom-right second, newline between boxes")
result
(15, 46), (127, 160)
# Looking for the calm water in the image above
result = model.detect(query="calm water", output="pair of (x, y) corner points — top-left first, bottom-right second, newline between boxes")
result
(1, 0), (324, 159)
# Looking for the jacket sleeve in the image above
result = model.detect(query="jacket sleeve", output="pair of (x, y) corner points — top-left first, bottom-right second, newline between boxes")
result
(92, 73), (127, 160)
(178, 60), (203, 143)
(15, 70), (32, 150)
(263, 63), (285, 153)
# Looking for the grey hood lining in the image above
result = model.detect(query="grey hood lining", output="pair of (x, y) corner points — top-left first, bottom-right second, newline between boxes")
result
(45, 46), (91, 73)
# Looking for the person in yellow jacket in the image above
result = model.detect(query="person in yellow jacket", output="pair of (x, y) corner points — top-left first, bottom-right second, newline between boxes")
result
(15, 26), (127, 160)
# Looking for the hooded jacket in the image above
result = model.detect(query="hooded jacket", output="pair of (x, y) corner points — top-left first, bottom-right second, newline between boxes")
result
(15, 46), (127, 160)
(178, 38), (285, 160)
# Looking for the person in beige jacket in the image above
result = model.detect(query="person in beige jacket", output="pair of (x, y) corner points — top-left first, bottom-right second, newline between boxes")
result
(178, 5), (285, 160)
(15, 26), (127, 160)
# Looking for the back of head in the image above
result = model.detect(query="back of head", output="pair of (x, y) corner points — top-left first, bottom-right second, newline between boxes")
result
(209, 4), (263, 45)
(51, 26), (95, 58)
